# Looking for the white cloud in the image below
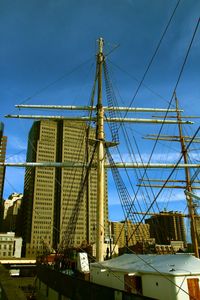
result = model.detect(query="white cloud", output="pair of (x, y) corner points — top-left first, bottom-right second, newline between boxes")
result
(111, 151), (181, 163)
(7, 135), (27, 151)
(110, 150), (200, 164)
(6, 153), (26, 163)
(108, 182), (200, 207)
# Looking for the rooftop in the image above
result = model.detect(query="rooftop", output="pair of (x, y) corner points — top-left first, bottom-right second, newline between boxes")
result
(91, 253), (200, 276)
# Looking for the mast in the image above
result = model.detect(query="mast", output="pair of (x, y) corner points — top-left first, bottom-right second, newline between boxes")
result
(96, 37), (105, 262)
(86, 127), (91, 245)
(175, 95), (199, 258)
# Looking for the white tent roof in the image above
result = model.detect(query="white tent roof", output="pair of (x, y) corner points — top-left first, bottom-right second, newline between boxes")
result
(91, 254), (200, 276)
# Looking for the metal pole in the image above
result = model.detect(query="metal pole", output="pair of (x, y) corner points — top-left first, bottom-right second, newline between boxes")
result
(96, 37), (105, 262)
(15, 104), (183, 113)
(85, 127), (90, 245)
(5, 114), (193, 125)
(2, 162), (200, 169)
(109, 221), (112, 259)
(176, 95), (199, 258)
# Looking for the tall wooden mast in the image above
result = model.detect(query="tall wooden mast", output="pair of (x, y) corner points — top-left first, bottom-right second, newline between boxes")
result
(175, 95), (199, 258)
(96, 38), (105, 262)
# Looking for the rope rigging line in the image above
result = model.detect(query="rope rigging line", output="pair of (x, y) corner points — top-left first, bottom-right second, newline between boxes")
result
(107, 7), (199, 216)
(107, 58), (174, 107)
(115, 123), (166, 245)
(133, 125), (200, 231)
(58, 64), (99, 251)
(101, 65), (153, 241)
(58, 124), (88, 242)
(98, 5), (196, 243)
(17, 57), (93, 106)
(102, 61), (166, 245)
(103, 60), (119, 143)
(86, 56), (143, 254)
(105, 3), (197, 201)
(106, 148), (155, 252)
(104, 79), (177, 245)
(117, 0), (181, 122)
(108, 145), (159, 248)
(95, 59), (155, 248)
(114, 112), (200, 245)
(127, 134), (167, 245)
(103, 61), (167, 219)
(183, 123), (200, 186)
(58, 141), (98, 251)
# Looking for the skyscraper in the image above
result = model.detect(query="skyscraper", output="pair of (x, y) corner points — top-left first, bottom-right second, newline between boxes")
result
(2, 193), (22, 233)
(21, 120), (108, 257)
(145, 211), (186, 244)
(0, 122), (7, 230)
(111, 220), (150, 249)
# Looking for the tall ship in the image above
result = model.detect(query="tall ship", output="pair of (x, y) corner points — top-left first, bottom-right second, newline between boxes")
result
(2, 37), (200, 299)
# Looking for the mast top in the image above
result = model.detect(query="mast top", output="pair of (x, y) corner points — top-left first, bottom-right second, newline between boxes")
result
(98, 37), (104, 54)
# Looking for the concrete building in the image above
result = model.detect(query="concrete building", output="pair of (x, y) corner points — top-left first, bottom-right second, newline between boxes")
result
(92, 242), (119, 259)
(155, 240), (185, 254)
(111, 220), (150, 249)
(0, 232), (22, 258)
(0, 122), (7, 230)
(21, 120), (108, 257)
(145, 211), (186, 245)
(2, 193), (22, 233)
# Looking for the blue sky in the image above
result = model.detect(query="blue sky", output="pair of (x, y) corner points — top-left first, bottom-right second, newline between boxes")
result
(1, 0), (200, 225)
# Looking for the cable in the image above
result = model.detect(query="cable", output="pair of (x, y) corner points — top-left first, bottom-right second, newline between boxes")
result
(122, 0), (181, 115)
(107, 58), (174, 107)
(18, 57), (93, 105)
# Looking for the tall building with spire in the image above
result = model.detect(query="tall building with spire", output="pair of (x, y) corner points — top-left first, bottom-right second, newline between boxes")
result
(21, 120), (108, 257)
(0, 122), (7, 230)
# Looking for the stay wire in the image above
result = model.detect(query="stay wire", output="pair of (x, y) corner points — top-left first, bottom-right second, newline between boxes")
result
(107, 58), (173, 107)
(18, 57), (93, 105)
(119, 0), (181, 119)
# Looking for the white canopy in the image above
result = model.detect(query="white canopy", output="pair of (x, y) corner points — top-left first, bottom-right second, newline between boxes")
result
(91, 254), (200, 276)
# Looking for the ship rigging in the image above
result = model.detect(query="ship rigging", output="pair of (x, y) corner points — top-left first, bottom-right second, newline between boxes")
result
(2, 38), (200, 261)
